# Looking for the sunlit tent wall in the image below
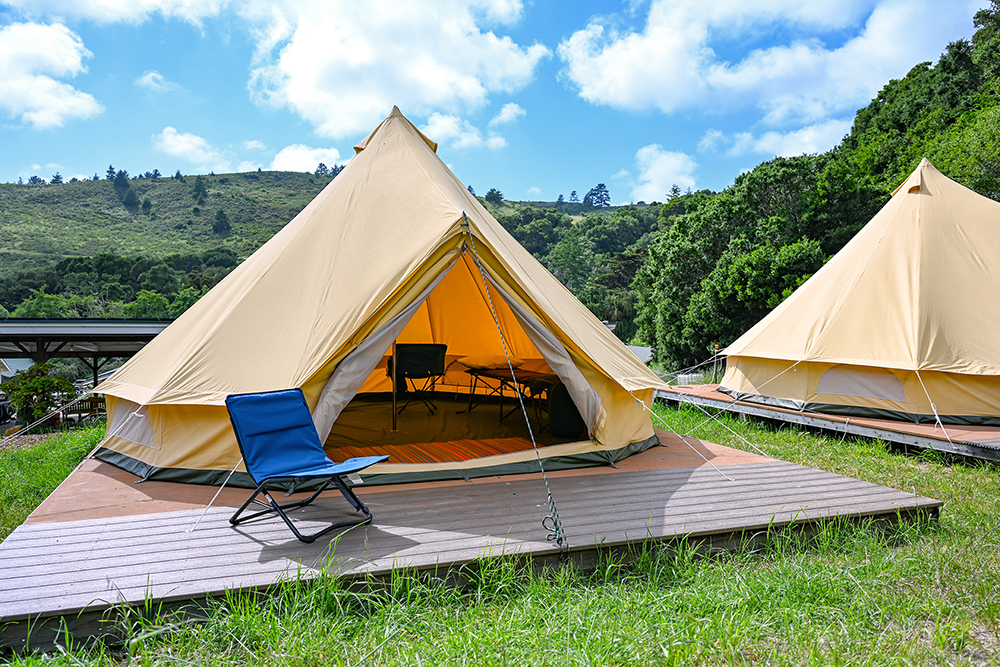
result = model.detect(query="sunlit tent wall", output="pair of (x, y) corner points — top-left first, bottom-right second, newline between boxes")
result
(94, 107), (662, 486)
(721, 158), (1000, 425)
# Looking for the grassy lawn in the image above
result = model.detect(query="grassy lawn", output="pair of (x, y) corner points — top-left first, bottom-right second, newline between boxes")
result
(5, 405), (1000, 665)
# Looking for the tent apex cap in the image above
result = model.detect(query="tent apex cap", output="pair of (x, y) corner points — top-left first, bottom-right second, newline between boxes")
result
(354, 106), (438, 154)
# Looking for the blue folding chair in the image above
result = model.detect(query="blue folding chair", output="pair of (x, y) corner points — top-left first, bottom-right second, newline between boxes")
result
(226, 388), (389, 543)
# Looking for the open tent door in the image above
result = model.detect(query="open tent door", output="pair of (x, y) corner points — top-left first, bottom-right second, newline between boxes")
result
(310, 251), (606, 483)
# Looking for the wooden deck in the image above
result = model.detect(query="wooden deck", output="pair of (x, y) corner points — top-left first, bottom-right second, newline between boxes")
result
(656, 384), (1000, 463)
(0, 431), (941, 653)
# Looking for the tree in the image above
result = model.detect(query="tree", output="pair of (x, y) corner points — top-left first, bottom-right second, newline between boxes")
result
(557, 194), (564, 203)
(12, 288), (74, 318)
(974, 0), (1000, 83)
(123, 290), (171, 318)
(546, 227), (598, 294)
(213, 208), (231, 234)
(174, 170), (184, 180)
(122, 188), (140, 209)
(113, 169), (130, 194)
(485, 188), (504, 206)
(202, 246), (238, 268)
(583, 183), (611, 208)
(50, 172), (63, 184)
(569, 191), (579, 203)
(192, 175), (208, 202)
(27, 175), (45, 185)
(315, 163), (329, 176)
(106, 165), (115, 180)
(142, 197), (152, 213)
(4, 363), (75, 423)
(168, 286), (206, 317)
(138, 262), (181, 294)
(667, 184), (682, 200)
(151, 169), (161, 179)
(467, 185), (476, 195)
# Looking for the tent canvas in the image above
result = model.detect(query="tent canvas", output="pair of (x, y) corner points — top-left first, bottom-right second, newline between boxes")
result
(94, 107), (663, 486)
(721, 158), (1000, 426)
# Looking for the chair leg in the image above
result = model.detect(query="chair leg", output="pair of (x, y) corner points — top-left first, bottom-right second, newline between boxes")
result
(230, 477), (374, 544)
(397, 377), (438, 415)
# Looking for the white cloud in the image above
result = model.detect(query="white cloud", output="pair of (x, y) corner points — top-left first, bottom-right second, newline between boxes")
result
(7, 2), (548, 139)
(527, 186), (541, 196)
(489, 102), (525, 127)
(135, 70), (183, 93)
(154, 126), (231, 172)
(244, 1), (550, 138)
(701, 119), (853, 157)
(0, 22), (103, 128)
(558, 0), (981, 126)
(630, 144), (697, 203)
(244, 139), (267, 151)
(237, 160), (262, 172)
(420, 112), (507, 150)
(269, 144), (341, 172)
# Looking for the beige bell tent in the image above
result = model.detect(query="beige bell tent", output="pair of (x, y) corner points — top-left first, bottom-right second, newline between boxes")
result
(95, 107), (662, 486)
(721, 158), (1000, 425)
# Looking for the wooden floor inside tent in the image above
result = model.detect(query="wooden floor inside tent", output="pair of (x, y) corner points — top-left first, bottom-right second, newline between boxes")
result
(657, 384), (1000, 462)
(0, 429), (941, 653)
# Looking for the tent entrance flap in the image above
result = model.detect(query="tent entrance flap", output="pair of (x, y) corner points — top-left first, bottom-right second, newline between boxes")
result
(312, 260), (457, 441)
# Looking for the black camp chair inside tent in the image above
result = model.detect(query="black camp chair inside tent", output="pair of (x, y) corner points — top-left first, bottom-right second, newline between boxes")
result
(226, 388), (388, 543)
(388, 343), (447, 414)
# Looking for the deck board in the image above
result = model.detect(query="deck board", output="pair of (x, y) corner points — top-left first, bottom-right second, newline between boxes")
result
(1, 455), (939, 647)
(657, 384), (1000, 462)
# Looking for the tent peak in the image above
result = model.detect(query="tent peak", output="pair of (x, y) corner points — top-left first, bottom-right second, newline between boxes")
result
(892, 157), (939, 196)
(354, 106), (438, 155)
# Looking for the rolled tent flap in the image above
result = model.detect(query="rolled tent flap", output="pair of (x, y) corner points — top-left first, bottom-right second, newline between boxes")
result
(484, 271), (604, 434)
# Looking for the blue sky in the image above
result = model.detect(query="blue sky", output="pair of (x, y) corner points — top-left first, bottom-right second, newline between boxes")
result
(0, 0), (986, 204)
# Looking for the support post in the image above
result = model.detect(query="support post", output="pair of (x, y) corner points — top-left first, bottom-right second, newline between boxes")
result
(391, 341), (397, 432)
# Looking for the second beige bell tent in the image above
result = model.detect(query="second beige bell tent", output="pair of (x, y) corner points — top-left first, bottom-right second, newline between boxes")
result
(721, 158), (1000, 426)
(94, 107), (663, 486)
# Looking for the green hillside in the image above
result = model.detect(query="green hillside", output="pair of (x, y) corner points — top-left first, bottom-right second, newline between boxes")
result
(0, 170), (333, 276)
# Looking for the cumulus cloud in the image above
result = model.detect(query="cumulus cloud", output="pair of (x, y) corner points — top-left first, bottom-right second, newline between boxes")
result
(420, 112), (507, 150)
(489, 102), (526, 127)
(558, 0), (980, 126)
(244, 1), (550, 138)
(135, 70), (184, 93)
(701, 119), (852, 157)
(269, 144), (341, 172)
(0, 22), (103, 128)
(244, 139), (267, 151)
(7, 2), (548, 139)
(154, 126), (231, 172)
(630, 144), (697, 203)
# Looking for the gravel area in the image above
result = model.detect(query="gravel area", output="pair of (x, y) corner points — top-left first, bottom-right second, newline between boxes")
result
(0, 432), (52, 454)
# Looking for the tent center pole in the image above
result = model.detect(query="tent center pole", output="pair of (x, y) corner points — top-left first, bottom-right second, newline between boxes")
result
(391, 341), (398, 431)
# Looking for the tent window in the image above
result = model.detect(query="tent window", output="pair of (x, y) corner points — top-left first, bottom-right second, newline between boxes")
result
(816, 365), (906, 401)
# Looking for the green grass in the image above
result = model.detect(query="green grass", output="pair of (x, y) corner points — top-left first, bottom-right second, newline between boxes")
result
(6, 407), (1000, 665)
(0, 425), (104, 540)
